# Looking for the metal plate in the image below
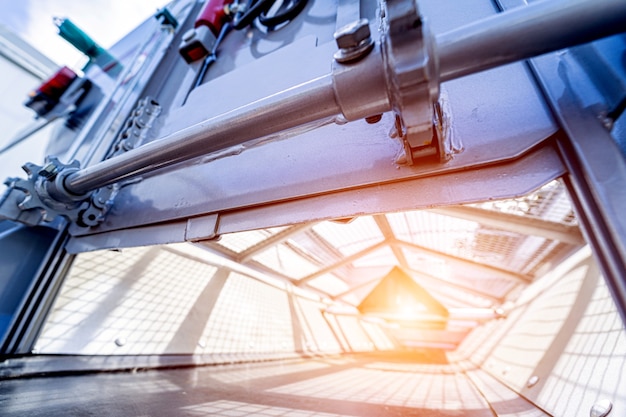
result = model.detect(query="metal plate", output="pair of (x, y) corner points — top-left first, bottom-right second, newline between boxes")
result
(58, 0), (557, 253)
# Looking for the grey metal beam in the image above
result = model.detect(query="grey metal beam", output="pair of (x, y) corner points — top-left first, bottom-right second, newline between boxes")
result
(237, 223), (313, 263)
(405, 267), (504, 305)
(332, 276), (381, 302)
(65, 74), (344, 194)
(396, 240), (532, 284)
(373, 214), (409, 269)
(415, 284), (492, 309)
(332, 264), (503, 305)
(430, 206), (585, 245)
(190, 242), (336, 300)
(189, 242), (301, 288)
(332, 272), (495, 309)
(297, 240), (388, 285)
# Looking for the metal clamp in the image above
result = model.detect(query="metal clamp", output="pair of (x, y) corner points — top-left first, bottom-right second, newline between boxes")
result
(382, 0), (440, 164)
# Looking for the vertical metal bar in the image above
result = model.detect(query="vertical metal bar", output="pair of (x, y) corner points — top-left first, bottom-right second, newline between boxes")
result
(522, 43), (626, 325)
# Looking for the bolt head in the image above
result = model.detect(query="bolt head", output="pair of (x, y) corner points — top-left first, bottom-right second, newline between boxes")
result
(591, 399), (613, 417)
(334, 19), (371, 49)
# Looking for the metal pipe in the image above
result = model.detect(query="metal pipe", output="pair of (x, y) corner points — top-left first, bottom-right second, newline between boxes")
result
(437, 0), (626, 83)
(64, 0), (626, 195)
(65, 75), (340, 194)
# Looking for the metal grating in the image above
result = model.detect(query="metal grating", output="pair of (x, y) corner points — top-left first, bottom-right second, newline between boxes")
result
(471, 180), (577, 225)
(36, 246), (219, 354)
(388, 210), (551, 274)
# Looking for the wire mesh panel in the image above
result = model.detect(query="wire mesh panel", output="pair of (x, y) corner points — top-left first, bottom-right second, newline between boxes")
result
(529, 270), (626, 415)
(483, 247), (626, 416)
(195, 272), (295, 354)
(37, 246), (219, 354)
(36, 243), (392, 358)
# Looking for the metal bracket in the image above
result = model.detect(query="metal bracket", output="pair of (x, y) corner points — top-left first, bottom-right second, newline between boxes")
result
(179, 25), (217, 63)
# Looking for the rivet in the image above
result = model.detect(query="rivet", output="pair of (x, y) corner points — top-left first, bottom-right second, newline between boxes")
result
(590, 399), (613, 417)
(115, 338), (126, 347)
(527, 375), (539, 388)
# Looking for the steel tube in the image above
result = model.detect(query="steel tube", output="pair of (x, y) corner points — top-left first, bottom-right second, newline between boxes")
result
(437, 0), (626, 83)
(65, 75), (341, 194)
(65, 0), (626, 194)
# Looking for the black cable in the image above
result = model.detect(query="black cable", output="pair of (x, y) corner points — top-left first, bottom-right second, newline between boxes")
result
(232, 0), (309, 30)
(233, 0), (274, 30)
(258, 0), (308, 28)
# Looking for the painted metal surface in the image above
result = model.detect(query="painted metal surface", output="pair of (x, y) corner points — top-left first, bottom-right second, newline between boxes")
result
(58, 0), (626, 197)
(1, 0), (622, 235)
(3, 248), (621, 416)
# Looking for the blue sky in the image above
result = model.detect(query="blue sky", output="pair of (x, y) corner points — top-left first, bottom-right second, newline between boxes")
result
(0, 0), (168, 68)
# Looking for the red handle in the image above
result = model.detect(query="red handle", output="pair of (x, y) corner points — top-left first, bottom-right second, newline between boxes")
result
(195, 0), (233, 36)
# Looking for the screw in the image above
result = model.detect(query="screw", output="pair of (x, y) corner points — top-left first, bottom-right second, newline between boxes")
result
(182, 28), (196, 42)
(527, 375), (539, 388)
(591, 399), (613, 417)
